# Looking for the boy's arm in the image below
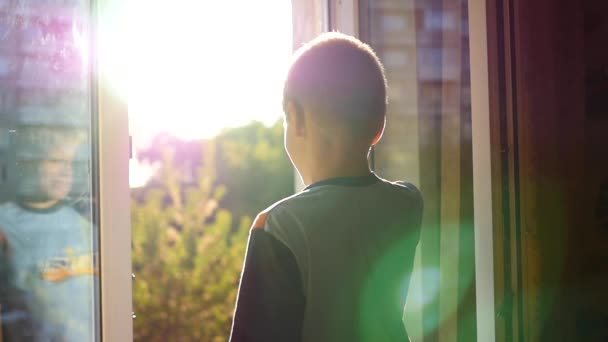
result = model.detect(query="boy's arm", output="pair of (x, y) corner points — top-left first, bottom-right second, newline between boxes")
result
(230, 214), (305, 342)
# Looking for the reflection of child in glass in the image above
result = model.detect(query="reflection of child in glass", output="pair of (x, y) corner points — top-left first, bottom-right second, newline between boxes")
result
(0, 127), (96, 342)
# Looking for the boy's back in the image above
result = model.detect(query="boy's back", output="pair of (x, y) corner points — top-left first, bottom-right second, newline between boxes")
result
(231, 31), (422, 342)
(231, 173), (422, 341)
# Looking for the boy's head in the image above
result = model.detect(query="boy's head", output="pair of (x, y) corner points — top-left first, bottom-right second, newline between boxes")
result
(282, 32), (387, 175)
(16, 126), (86, 207)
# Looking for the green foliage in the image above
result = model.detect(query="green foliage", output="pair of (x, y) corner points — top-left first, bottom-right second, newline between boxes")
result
(131, 121), (294, 341)
(215, 120), (294, 220)
(135, 120), (294, 220)
(132, 143), (251, 342)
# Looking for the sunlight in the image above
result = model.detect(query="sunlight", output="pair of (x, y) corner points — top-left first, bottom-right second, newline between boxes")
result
(129, 0), (292, 141)
(100, 1), (293, 187)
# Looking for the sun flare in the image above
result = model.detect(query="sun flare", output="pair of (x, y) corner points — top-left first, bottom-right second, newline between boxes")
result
(100, 1), (293, 187)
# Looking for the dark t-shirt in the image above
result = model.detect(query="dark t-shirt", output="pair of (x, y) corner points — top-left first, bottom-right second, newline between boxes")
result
(230, 173), (423, 342)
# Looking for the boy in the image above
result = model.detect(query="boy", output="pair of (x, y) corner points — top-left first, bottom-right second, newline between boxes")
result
(230, 32), (423, 342)
(0, 126), (96, 342)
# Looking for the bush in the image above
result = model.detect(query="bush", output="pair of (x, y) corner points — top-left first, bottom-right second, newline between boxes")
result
(132, 122), (294, 341)
(132, 143), (250, 341)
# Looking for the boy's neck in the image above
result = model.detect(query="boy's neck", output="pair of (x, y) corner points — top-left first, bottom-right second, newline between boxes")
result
(305, 151), (372, 186)
(21, 199), (61, 210)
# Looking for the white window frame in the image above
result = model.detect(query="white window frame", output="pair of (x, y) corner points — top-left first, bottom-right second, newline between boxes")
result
(97, 0), (133, 340)
(468, 0), (496, 340)
(331, 0), (358, 36)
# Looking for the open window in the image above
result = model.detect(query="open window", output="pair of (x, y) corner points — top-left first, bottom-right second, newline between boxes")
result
(0, 0), (131, 340)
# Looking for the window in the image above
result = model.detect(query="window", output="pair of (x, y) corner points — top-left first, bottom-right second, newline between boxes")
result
(0, 1), (99, 341)
(363, 0), (476, 340)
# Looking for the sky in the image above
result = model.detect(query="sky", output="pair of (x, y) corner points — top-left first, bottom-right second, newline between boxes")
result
(100, 1), (293, 187)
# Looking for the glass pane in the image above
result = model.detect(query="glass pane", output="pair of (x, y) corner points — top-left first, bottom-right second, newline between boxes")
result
(363, 0), (476, 340)
(0, 1), (99, 341)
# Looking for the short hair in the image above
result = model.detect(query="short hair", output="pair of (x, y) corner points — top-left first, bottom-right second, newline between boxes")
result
(283, 32), (387, 143)
(15, 126), (87, 161)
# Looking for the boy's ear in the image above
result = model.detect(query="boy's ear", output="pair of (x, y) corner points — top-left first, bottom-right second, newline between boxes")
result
(285, 100), (306, 137)
(371, 117), (386, 146)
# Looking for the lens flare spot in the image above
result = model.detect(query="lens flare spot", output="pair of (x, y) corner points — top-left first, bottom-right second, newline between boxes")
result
(404, 266), (441, 310)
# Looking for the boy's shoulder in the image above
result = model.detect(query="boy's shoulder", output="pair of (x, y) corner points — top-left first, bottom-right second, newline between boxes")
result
(391, 180), (424, 203)
(250, 190), (307, 232)
(251, 176), (422, 233)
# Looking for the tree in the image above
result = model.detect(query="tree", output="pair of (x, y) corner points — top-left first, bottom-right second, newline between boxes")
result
(132, 142), (250, 341)
(137, 120), (294, 220)
(132, 121), (295, 341)
(214, 120), (294, 220)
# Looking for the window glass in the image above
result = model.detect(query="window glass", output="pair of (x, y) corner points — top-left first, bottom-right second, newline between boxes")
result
(0, 1), (98, 341)
(364, 0), (476, 340)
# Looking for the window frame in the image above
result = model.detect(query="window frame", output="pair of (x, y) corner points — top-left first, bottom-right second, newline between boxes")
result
(468, 0), (497, 340)
(96, 0), (133, 340)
